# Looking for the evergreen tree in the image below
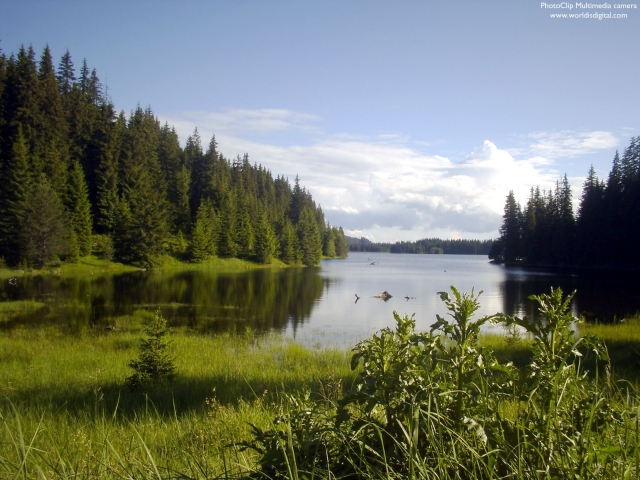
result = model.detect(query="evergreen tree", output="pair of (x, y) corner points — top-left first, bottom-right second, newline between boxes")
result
(94, 106), (121, 233)
(215, 189), (238, 258)
(279, 217), (300, 264)
(174, 165), (191, 233)
(323, 226), (337, 258)
(66, 160), (93, 256)
(552, 175), (575, 265)
(66, 229), (80, 263)
(185, 128), (205, 215)
(235, 202), (255, 259)
(56, 49), (75, 97)
(36, 45), (68, 196)
(188, 199), (216, 262)
(335, 227), (349, 258)
(115, 107), (169, 267)
(0, 127), (31, 265)
(158, 123), (189, 231)
(254, 211), (277, 264)
(498, 191), (522, 262)
(297, 207), (323, 266)
(577, 166), (605, 265)
(127, 311), (176, 389)
(21, 175), (70, 267)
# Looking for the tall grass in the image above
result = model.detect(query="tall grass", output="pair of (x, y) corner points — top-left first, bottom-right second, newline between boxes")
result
(243, 287), (640, 479)
(1, 293), (640, 478)
(0, 319), (354, 478)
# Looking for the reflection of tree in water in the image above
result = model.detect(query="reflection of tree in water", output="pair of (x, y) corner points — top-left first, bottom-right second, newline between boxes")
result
(500, 269), (581, 322)
(0, 268), (327, 335)
(498, 267), (640, 323)
(106, 267), (328, 334)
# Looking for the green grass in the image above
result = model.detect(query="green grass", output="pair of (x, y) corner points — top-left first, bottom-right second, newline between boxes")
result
(0, 254), (295, 282)
(0, 320), (354, 478)
(158, 254), (292, 272)
(580, 314), (640, 380)
(480, 317), (640, 383)
(2, 296), (640, 478)
(0, 255), (137, 280)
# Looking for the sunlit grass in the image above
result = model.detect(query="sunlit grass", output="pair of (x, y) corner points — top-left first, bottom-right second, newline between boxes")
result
(2, 299), (640, 478)
(0, 320), (355, 478)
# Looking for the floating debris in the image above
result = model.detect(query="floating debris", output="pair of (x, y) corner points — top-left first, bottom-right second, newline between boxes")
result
(373, 291), (393, 301)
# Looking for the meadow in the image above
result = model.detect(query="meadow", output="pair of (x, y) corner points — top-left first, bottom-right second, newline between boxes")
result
(1, 274), (640, 478)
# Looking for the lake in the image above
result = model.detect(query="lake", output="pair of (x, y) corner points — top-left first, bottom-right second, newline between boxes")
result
(1, 252), (639, 348)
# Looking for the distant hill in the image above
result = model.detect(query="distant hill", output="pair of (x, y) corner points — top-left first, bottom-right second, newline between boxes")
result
(345, 236), (494, 255)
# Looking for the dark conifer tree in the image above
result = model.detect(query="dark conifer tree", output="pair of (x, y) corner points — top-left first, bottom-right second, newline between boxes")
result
(115, 107), (168, 266)
(189, 199), (216, 262)
(37, 45), (68, 196)
(289, 175), (305, 224)
(254, 210), (277, 264)
(498, 191), (522, 262)
(297, 207), (323, 266)
(56, 49), (75, 97)
(158, 123), (189, 231)
(577, 166), (605, 265)
(215, 189), (238, 258)
(323, 226), (337, 258)
(21, 175), (70, 267)
(235, 200), (255, 259)
(0, 127), (31, 264)
(552, 174), (575, 265)
(66, 160), (93, 256)
(335, 227), (349, 258)
(185, 128), (205, 215)
(279, 217), (300, 264)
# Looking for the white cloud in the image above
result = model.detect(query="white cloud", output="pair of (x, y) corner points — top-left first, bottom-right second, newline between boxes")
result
(164, 108), (322, 138)
(159, 109), (584, 243)
(513, 130), (619, 159)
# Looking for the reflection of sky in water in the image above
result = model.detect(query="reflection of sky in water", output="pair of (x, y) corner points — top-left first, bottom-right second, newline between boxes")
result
(287, 253), (514, 348)
(288, 253), (637, 349)
(1, 253), (637, 349)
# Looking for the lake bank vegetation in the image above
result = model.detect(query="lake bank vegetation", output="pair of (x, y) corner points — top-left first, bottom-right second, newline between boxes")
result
(347, 236), (493, 255)
(491, 136), (640, 269)
(2, 287), (639, 478)
(0, 44), (347, 270)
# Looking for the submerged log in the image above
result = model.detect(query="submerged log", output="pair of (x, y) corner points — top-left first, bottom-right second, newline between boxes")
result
(373, 291), (393, 301)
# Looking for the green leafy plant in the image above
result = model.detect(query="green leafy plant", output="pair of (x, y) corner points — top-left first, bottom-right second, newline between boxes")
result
(244, 286), (638, 479)
(126, 310), (176, 389)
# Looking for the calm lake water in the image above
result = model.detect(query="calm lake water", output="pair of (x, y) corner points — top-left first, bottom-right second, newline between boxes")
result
(1, 252), (639, 348)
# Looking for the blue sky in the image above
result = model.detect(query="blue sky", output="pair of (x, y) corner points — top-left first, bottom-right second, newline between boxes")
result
(2, 0), (638, 241)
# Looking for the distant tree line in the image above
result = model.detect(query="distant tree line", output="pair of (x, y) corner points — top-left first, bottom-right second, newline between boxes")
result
(346, 236), (493, 255)
(490, 136), (640, 269)
(0, 44), (348, 268)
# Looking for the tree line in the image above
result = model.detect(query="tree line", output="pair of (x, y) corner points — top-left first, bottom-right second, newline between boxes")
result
(0, 44), (348, 268)
(490, 136), (640, 269)
(347, 236), (493, 255)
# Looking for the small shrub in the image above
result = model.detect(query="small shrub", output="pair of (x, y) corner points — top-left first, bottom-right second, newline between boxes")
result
(126, 310), (176, 389)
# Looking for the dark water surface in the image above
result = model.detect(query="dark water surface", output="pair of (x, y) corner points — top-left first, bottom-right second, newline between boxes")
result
(1, 252), (639, 348)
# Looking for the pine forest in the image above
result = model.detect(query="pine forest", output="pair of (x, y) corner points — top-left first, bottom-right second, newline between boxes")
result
(0, 45), (348, 268)
(491, 135), (640, 269)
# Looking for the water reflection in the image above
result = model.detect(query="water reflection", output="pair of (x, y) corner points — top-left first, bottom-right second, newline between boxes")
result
(0, 267), (330, 334)
(1, 254), (639, 345)
(499, 266), (640, 322)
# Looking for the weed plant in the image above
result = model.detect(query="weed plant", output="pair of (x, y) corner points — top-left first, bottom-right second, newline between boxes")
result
(244, 287), (640, 479)
(1, 288), (639, 479)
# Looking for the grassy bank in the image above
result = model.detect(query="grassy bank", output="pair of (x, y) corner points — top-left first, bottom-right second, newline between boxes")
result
(0, 319), (354, 478)
(0, 254), (294, 281)
(2, 292), (640, 478)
